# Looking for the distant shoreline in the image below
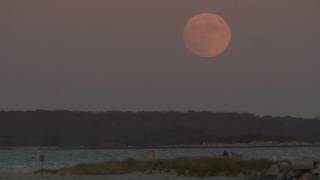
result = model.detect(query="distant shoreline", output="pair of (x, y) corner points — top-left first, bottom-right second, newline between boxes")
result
(1, 144), (320, 150)
(133, 144), (320, 149)
(88, 144), (320, 150)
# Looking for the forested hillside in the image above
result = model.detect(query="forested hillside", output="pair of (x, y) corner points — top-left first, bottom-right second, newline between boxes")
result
(0, 111), (319, 147)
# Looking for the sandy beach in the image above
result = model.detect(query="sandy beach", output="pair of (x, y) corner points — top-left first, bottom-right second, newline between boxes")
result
(0, 173), (244, 180)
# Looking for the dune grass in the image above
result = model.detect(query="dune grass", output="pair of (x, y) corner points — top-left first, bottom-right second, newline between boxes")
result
(35, 157), (274, 177)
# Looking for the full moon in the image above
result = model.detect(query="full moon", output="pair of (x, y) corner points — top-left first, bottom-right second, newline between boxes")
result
(183, 13), (232, 58)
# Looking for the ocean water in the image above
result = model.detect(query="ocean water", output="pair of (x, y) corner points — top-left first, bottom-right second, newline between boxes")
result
(0, 147), (320, 172)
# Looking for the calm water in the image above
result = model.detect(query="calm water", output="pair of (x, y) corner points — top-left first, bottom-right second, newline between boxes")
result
(0, 147), (320, 172)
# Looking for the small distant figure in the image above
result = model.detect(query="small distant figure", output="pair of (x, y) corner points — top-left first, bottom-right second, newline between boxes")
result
(313, 161), (319, 169)
(313, 161), (320, 178)
(39, 154), (45, 177)
(222, 150), (229, 158)
(149, 147), (156, 160)
(39, 154), (45, 163)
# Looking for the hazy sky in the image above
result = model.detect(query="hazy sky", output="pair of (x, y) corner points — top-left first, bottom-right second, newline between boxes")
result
(1, 0), (320, 117)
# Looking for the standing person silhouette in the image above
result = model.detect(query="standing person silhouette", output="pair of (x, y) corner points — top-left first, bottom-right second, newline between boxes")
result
(149, 146), (156, 160)
(39, 154), (45, 177)
(222, 150), (229, 158)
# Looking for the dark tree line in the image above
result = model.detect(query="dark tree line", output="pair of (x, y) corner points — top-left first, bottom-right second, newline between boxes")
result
(0, 110), (319, 147)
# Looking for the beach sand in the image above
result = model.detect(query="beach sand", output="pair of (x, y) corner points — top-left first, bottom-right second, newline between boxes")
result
(0, 173), (244, 180)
